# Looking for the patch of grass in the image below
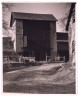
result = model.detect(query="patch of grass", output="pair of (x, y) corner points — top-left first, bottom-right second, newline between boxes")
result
(3, 61), (43, 73)
(3, 63), (27, 73)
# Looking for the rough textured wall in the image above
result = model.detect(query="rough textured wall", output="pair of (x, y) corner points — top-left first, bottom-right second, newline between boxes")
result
(50, 22), (57, 59)
(16, 20), (23, 53)
(68, 17), (75, 64)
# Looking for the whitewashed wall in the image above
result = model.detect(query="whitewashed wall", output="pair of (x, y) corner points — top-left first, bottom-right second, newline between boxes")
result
(69, 16), (75, 64)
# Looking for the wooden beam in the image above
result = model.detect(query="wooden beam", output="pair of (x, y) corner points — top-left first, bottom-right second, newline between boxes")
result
(57, 40), (68, 42)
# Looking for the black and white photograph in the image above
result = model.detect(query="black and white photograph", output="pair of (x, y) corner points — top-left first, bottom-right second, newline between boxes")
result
(2, 2), (76, 94)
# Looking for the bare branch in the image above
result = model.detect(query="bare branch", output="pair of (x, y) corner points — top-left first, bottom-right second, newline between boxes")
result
(2, 3), (15, 36)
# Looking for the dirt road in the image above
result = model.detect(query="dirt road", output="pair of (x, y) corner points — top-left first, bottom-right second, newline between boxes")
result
(3, 63), (75, 94)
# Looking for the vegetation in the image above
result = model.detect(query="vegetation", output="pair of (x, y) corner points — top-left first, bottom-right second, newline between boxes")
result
(2, 3), (15, 36)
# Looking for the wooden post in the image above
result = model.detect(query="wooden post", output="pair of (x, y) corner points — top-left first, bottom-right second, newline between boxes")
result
(8, 56), (10, 64)
(64, 56), (65, 62)
(55, 56), (56, 61)
(46, 53), (47, 62)
(19, 56), (22, 63)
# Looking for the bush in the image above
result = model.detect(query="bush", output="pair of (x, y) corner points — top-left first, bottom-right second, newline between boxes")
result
(3, 63), (12, 72)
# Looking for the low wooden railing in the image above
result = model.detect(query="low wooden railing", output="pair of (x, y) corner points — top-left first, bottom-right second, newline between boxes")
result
(19, 56), (35, 63)
(3, 56), (35, 63)
(46, 56), (65, 62)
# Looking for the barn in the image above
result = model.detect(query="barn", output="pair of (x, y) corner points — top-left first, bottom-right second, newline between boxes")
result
(10, 12), (57, 61)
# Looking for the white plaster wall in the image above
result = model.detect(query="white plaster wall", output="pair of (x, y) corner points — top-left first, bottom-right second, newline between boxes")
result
(69, 17), (75, 64)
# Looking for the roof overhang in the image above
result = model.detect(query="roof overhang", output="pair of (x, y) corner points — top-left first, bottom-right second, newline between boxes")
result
(10, 12), (58, 27)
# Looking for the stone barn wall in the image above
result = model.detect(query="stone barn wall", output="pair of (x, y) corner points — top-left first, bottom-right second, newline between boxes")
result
(16, 20), (23, 54)
(50, 22), (57, 59)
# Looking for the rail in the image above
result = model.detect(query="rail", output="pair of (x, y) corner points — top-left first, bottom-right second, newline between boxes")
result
(46, 56), (65, 62)
(3, 56), (35, 63)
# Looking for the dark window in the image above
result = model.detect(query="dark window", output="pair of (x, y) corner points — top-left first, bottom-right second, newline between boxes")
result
(57, 33), (68, 40)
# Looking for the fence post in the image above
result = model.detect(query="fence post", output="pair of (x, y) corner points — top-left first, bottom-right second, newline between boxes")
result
(55, 56), (57, 61)
(19, 56), (22, 63)
(46, 53), (47, 62)
(64, 56), (65, 62)
(8, 56), (10, 64)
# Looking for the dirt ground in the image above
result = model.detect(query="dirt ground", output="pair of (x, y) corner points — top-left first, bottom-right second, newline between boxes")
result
(3, 63), (75, 94)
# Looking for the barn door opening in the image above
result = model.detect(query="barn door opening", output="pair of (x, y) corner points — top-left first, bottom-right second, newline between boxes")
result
(34, 51), (46, 61)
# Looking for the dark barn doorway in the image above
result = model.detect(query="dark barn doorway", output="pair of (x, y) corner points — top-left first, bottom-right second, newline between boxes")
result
(58, 50), (69, 62)
(57, 42), (69, 62)
(23, 20), (50, 61)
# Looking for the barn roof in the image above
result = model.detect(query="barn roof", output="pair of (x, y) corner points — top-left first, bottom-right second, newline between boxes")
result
(10, 12), (57, 27)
